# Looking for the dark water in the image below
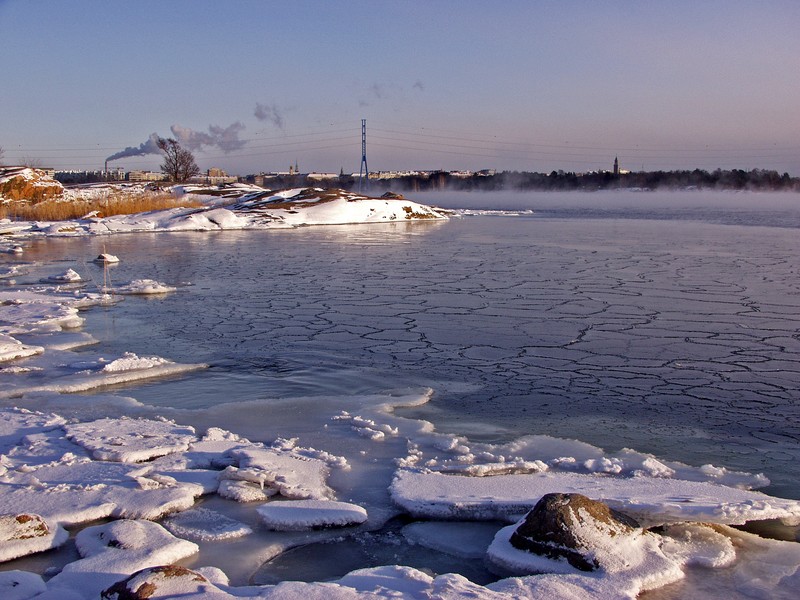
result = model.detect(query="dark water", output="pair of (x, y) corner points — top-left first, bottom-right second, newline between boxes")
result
(20, 191), (800, 499)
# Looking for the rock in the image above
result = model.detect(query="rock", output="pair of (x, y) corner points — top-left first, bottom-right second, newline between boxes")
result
(0, 167), (63, 202)
(380, 191), (405, 199)
(509, 492), (640, 571)
(101, 565), (208, 599)
(0, 513), (69, 562)
(0, 514), (50, 541)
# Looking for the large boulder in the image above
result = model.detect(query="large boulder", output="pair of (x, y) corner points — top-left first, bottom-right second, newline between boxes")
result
(0, 167), (63, 202)
(509, 492), (640, 571)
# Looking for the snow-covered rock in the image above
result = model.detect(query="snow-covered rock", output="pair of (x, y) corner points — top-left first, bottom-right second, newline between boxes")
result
(0, 167), (63, 202)
(46, 520), (198, 598)
(0, 513), (69, 562)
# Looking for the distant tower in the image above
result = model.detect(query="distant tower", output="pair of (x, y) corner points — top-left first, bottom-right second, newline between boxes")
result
(358, 119), (369, 193)
(613, 156), (620, 176)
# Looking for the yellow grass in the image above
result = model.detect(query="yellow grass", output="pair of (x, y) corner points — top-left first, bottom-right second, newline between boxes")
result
(0, 192), (204, 221)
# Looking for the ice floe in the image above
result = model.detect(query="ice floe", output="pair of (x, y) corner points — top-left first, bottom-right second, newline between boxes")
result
(390, 469), (800, 527)
(64, 417), (197, 462)
(111, 279), (177, 295)
(93, 253), (119, 264)
(39, 268), (83, 284)
(162, 507), (252, 541)
(0, 334), (43, 363)
(257, 499), (368, 531)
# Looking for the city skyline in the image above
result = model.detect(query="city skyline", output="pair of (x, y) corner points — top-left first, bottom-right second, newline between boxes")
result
(1, 0), (799, 175)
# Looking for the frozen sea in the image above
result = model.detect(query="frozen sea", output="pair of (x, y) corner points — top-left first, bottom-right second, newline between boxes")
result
(16, 190), (800, 501)
(5, 190), (800, 597)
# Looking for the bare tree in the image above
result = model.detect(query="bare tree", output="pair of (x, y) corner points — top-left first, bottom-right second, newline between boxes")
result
(0, 146), (5, 166)
(19, 155), (43, 168)
(157, 137), (200, 182)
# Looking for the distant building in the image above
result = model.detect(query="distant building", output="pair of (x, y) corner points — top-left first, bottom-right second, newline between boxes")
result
(307, 172), (339, 181)
(204, 168), (237, 185)
(127, 170), (167, 182)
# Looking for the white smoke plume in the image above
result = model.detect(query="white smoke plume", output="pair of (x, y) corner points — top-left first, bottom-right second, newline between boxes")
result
(107, 122), (247, 163)
(170, 122), (246, 153)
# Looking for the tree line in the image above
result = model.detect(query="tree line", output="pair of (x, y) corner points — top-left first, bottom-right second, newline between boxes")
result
(356, 168), (800, 193)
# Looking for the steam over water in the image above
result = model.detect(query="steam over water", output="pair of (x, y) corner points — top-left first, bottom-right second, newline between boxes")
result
(24, 191), (800, 499)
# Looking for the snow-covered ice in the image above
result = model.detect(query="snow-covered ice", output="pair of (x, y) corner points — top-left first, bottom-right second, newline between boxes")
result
(93, 253), (119, 263)
(40, 269), (82, 283)
(257, 499), (368, 531)
(64, 417), (197, 462)
(111, 279), (177, 295)
(390, 469), (800, 527)
(162, 507), (252, 541)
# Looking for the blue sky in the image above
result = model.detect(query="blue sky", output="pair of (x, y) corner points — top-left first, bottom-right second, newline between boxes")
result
(1, 0), (799, 175)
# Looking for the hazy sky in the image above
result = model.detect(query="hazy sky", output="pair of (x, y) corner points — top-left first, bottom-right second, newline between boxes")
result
(1, 0), (799, 175)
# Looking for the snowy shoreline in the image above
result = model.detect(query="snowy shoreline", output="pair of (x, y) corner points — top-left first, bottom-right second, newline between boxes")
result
(2, 197), (800, 598)
(0, 185), (449, 237)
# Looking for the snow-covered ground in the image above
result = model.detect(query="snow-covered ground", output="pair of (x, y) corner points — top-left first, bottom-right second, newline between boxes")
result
(1, 185), (447, 237)
(1, 193), (799, 599)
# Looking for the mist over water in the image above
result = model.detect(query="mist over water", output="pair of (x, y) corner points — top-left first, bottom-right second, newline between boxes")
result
(414, 189), (800, 228)
(30, 191), (800, 500)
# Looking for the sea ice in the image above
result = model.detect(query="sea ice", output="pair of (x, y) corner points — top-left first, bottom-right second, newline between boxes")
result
(390, 469), (800, 526)
(40, 269), (82, 283)
(256, 499), (368, 531)
(64, 416), (197, 462)
(0, 458), (202, 525)
(111, 279), (177, 295)
(401, 521), (503, 559)
(0, 570), (47, 600)
(45, 519), (198, 599)
(226, 447), (335, 500)
(0, 352), (207, 398)
(162, 507), (252, 541)
(93, 253), (119, 263)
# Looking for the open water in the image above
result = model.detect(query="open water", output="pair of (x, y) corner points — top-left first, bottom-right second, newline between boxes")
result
(20, 190), (800, 501)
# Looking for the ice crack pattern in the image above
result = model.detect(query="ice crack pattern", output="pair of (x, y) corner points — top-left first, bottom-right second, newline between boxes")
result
(59, 215), (800, 498)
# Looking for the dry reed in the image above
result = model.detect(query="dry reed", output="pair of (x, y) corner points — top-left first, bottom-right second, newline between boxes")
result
(0, 192), (204, 221)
